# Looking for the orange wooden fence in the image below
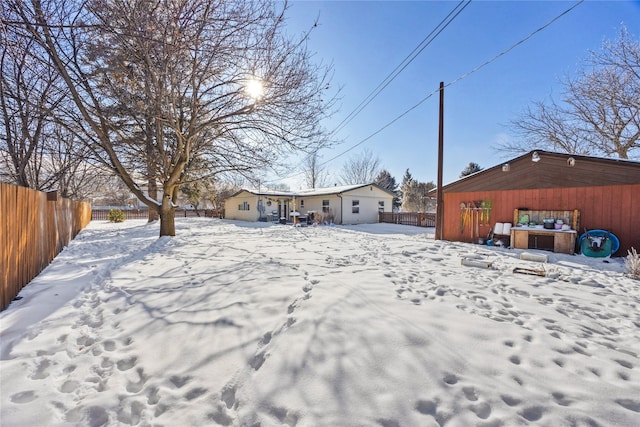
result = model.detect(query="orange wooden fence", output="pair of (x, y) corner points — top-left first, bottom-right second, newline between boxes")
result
(0, 183), (91, 311)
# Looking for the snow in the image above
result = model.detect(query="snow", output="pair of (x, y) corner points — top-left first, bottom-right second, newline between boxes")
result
(1, 218), (639, 427)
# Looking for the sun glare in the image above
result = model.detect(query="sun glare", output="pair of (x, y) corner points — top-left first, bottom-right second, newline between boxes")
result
(245, 78), (264, 100)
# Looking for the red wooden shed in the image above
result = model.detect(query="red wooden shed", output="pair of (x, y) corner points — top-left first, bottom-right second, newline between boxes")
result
(437, 150), (640, 256)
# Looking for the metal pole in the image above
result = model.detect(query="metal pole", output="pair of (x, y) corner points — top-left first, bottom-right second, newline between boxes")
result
(436, 82), (444, 240)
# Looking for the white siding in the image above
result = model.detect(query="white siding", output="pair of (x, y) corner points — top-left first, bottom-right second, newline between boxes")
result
(340, 186), (392, 224)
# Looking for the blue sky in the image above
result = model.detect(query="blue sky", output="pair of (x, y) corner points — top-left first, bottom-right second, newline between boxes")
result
(273, 0), (640, 188)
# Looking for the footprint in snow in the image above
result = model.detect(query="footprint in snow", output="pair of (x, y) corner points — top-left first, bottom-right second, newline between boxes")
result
(615, 399), (640, 413)
(462, 386), (478, 401)
(249, 352), (266, 371)
(116, 356), (137, 371)
(220, 383), (237, 409)
(126, 368), (148, 393)
(259, 332), (272, 347)
(469, 401), (491, 419)
(185, 387), (208, 401)
(10, 390), (38, 404)
(501, 394), (521, 407)
(551, 391), (573, 406)
(169, 374), (192, 389)
(519, 405), (545, 422)
(443, 373), (458, 385)
(30, 359), (51, 380)
(614, 359), (634, 369)
(146, 386), (160, 405)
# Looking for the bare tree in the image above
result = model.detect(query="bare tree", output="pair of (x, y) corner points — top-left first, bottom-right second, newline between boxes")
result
(499, 26), (640, 159)
(200, 179), (240, 216)
(1, 23), (58, 188)
(339, 148), (381, 185)
(42, 124), (106, 199)
(302, 152), (329, 189)
(6, 0), (334, 236)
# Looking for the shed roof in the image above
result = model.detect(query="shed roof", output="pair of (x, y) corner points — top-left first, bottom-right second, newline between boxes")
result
(439, 150), (640, 193)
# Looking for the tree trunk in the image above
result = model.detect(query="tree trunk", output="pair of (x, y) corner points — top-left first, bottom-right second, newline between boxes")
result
(159, 194), (176, 236)
(147, 177), (159, 222)
(146, 120), (159, 222)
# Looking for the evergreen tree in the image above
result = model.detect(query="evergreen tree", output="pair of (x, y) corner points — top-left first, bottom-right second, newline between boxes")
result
(374, 169), (400, 208)
(399, 168), (414, 208)
(460, 162), (483, 178)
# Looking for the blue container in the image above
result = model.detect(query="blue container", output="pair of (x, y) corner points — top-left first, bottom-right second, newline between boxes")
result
(578, 230), (620, 257)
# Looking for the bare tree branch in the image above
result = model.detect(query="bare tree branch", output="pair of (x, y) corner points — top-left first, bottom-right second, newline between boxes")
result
(498, 26), (640, 160)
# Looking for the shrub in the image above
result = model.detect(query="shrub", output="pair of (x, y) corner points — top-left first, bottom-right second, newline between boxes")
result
(314, 210), (334, 225)
(107, 209), (125, 223)
(625, 247), (640, 280)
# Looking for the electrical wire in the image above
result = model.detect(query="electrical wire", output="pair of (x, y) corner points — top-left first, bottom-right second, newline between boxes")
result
(330, 0), (472, 138)
(260, 0), (585, 186)
(443, 0), (584, 89)
(284, 0), (586, 184)
(260, 1), (472, 186)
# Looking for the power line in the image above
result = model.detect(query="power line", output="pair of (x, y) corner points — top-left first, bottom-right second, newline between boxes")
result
(264, 0), (584, 185)
(444, 0), (584, 89)
(330, 0), (472, 137)
(260, 1), (472, 186)
(318, 0), (586, 171)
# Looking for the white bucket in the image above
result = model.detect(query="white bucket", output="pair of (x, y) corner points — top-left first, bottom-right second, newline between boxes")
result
(493, 222), (504, 235)
(502, 223), (512, 234)
(520, 252), (548, 263)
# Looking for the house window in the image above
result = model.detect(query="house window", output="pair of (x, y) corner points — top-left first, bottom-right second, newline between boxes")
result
(322, 199), (330, 213)
(238, 201), (250, 211)
(300, 200), (305, 208)
(352, 199), (360, 214)
(378, 200), (385, 213)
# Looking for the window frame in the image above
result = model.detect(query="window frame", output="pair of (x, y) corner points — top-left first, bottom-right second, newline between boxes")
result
(352, 199), (360, 214)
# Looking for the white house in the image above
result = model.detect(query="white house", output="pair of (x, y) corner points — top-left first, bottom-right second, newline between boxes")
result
(224, 183), (394, 225)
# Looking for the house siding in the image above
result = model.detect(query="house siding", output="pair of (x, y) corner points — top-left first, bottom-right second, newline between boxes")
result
(295, 195), (342, 224)
(339, 186), (393, 224)
(224, 191), (260, 221)
(442, 184), (640, 256)
(224, 184), (394, 225)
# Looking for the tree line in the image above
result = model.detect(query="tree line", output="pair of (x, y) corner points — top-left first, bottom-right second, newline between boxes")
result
(2, 0), (638, 236)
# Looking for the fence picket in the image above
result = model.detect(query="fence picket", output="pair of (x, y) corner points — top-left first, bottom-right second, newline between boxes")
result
(378, 212), (436, 227)
(0, 183), (91, 311)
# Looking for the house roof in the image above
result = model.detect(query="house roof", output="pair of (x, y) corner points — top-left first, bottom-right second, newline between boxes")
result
(229, 183), (394, 199)
(297, 183), (393, 196)
(435, 150), (640, 193)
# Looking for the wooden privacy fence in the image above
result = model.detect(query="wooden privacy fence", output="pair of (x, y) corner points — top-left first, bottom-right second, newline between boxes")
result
(379, 212), (436, 227)
(90, 208), (220, 221)
(0, 183), (91, 311)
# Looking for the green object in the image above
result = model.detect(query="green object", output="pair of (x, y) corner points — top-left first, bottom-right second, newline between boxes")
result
(107, 209), (125, 223)
(580, 233), (614, 258)
(518, 214), (529, 225)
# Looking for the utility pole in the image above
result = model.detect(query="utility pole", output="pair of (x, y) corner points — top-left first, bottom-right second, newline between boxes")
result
(435, 82), (444, 240)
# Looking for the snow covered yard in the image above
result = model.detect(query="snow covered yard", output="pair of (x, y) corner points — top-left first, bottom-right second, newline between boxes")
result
(1, 218), (639, 427)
